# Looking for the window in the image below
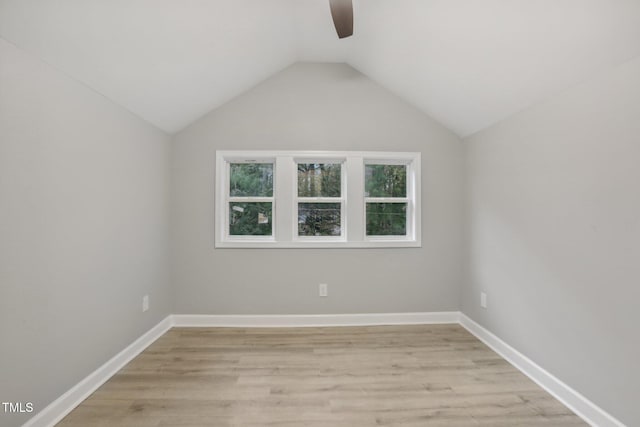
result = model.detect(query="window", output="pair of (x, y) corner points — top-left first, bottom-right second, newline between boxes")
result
(365, 163), (409, 237)
(227, 161), (274, 238)
(215, 151), (420, 248)
(296, 162), (344, 238)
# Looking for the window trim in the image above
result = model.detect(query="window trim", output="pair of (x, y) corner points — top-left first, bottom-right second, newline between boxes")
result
(215, 150), (421, 248)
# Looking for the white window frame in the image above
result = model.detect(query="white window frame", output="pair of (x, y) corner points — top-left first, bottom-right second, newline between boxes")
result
(294, 158), (347, 242)
(215, 151), (421, 248)
(223, 157), (276, 242)
(363, 159), (416, 242)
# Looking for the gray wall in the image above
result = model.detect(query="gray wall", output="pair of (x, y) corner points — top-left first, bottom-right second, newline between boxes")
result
(463, 56), (640, 425)
(171, 62), (465, 315)
(0, 39), (172, 427)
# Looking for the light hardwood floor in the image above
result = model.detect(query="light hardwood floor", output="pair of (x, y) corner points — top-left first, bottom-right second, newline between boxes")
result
(58, 325), (586, 426)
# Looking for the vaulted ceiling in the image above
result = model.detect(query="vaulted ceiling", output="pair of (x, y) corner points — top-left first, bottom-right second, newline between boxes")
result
(2, 0), (640, 136)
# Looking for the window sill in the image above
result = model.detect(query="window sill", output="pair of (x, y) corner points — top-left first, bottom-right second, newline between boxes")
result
(214, 240), (421, 249)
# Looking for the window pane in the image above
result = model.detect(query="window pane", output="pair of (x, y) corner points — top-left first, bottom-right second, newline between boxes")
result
(366, 203), (407, 236)
(229, 202), (272, 236)
(230, 163), (273, 197)
(298, 203), (341, 236)
(365, 164), (406, 197)
(298, 163), (341, 197)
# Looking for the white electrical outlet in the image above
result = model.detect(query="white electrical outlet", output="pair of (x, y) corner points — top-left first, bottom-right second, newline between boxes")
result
(319, 283), (328, 297)
(480, 292), (487, 309)
(142, 295), (149, 312)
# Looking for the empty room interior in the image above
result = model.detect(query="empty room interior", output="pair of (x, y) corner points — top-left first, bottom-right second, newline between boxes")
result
(1, 1), (639, 426)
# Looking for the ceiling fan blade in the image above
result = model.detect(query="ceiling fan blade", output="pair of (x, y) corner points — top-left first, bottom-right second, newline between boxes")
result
(329, 0), (353, 39)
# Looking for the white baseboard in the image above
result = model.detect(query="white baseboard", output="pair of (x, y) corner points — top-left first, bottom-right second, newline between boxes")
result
(172, 311), (460, 327)
(459, 313), (625, 427)
(23, 312), (625, 427)
(23, 316), (173, 427)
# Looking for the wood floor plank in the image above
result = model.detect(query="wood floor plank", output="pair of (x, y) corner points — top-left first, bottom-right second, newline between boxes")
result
(57, 325), (586, 426)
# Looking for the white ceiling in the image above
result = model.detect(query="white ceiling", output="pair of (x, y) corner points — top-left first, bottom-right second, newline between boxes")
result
(2, 0), (640, 136)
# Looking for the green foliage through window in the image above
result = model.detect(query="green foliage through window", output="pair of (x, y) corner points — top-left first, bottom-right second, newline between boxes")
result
(366, 203), (407, 236)
(365, 164), (406, 197)
(229, 202), (272, 236)
(298, 163), (341, 197)
(230, 163), (273, 197)
(298, 203), (341, 236)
